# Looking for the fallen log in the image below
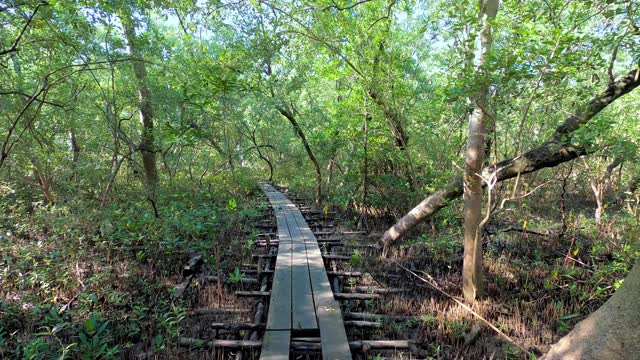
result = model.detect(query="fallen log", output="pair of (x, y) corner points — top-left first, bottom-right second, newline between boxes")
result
(313, 231), (335, 237)
(235, 291), (270, 297)
(239, 269), (274, 275)
(256, 239), (343, 246)
(252, 254), (276, 259)
(322, 255), (351, 261)
(342, 287), (407, 294)
(345, 312), (420, 322)
(178, 337), (261, 349)
(204, 276), (260, 285)
(179, 338), (413, 352)
(335, 292), (381, 300)
(344, 320), (383, 328)
(327, 271), (364, 277)
(349, 340), (411, 350)
(173, 253), (205, 300)
(327, 243), (380, 249)
(189, 308), (251, 316)
(210, 322), (265, 331)
(289, 340), (412, 351)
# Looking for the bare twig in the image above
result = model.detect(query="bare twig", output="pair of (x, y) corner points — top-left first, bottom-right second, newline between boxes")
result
(0, 2), (48, 56)
(500, 177), (557, 209)
(394, 261), (531, 355)
(321, 0), (374, 12)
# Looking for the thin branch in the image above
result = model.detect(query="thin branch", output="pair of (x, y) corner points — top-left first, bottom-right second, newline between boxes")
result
(259, 1), (366, 79)
(173, 8), (190, 36)
(393, 261), (531, 355)
(321, 0), (374, 12)
(608, 32), (628, 85)
(0, 90), (64, 107)
(0, 1), (48, 56)
(499, 176), (557, 209)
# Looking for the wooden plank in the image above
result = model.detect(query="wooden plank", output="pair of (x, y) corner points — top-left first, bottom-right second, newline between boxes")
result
(265, 240), (291, 330)
(259, 184), (351, 359)
(290, 210), (351, 360)
(259, 184), (293, 358)
(263, 186), (292, 331)
(285, 208), (318, 331)
(260, 330), (290, 360)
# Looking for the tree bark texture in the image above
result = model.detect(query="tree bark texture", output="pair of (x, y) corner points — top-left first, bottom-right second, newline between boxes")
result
(461, 0), (499, 302)
(590, 158), (622, 227)
(69, 130), (80, 184)
(277, 106), (322, 207)
(32, 160), (54, 205)
(121, 12), (159, 200)
(381, 68), (640, 253)
(542, 259), (640, 359)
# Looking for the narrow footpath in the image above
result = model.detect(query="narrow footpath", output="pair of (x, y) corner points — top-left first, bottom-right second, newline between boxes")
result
(259, 183), (351, 360)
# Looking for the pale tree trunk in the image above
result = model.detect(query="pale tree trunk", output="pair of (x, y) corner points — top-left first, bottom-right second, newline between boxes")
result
(246, 127), (274, 182)
(326, 160), (334, 197)
(380, 68), (640, 253)
(257, 147), (274, 183)
(277, 106), (322, 207)
(32, 159), (54, 206)
(461, 0), (499, 301)
(542, 259), (640, 359)
(590, 158), (622, 228)
(325, 126), (339, 199)
(121, 11), (159, 210)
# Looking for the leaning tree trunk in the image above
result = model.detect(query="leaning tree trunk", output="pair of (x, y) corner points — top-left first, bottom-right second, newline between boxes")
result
(121, 12), (159, 209)
(461, 0), (499, 302)
(542, 259), (640, 359)
(248, 132), (274, 183)
(380, 68), (640, 253)
(277, 106), (322, 207)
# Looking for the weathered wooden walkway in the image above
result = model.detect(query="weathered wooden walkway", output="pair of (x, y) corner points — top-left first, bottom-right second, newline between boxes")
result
(259, 184), (351, 360)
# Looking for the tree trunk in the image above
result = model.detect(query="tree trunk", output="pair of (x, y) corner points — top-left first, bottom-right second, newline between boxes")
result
(258, 148), (274, 183)
(368, 38), (419, 195)
(69, 129), (80, 184)
(461, 0), (499, 302)
(277, 106), (322, 207)
(121, 11), (159, 205)
(542, 259), (640, 359)
(326, 159), (334, 198)
(32, 160), (54, 206)
(381, 68), (640, 253)
(358, 112), (371, 231)
(101, 155), (127, 208)
(367, 88), (408, 150)
(590, 158), (622, 228)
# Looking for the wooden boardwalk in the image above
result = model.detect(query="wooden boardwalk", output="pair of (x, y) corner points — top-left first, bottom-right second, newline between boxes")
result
(259, 184), (351, 360)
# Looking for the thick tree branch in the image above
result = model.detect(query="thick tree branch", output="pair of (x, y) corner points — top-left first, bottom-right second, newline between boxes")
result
(381, 68), (640, 253)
